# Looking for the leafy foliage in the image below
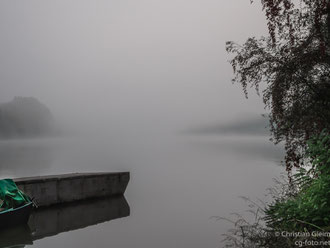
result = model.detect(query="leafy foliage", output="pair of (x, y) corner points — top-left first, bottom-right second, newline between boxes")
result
(222, 133), (330, 247)
(226, 0), (330, 171)
(265, 175), (330, 231)
(222, 1), (330, 246)
(265, 131), (330, 231)
(307, 129), (330, 175)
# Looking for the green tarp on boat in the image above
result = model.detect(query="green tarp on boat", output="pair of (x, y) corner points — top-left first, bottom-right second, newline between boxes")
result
(0, 179), (31, 211)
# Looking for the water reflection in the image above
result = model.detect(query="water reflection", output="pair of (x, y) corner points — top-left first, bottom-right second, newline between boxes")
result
(186, 136), (285, 164)
(0, 225), (33, 248)
(0, 196), (130, 248)
(0, 135), (283, 248)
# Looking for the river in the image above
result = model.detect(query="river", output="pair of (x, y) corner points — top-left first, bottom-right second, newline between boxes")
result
(0, 133), (283, 248)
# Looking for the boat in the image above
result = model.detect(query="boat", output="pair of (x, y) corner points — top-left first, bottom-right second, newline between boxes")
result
(0, 202), (33, 229)
(0, 179), (34, 229)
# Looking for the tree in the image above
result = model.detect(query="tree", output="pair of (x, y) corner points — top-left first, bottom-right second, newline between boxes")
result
(226, 0), (330, 173)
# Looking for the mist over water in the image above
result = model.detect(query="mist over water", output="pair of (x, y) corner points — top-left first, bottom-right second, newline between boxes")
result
(0, 0), (268, 135)
(0, 0), (285, 247)
(0, 134), (284, 248)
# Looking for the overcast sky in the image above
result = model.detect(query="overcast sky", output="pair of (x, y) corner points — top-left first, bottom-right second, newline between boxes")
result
(0, 0), (268, 134)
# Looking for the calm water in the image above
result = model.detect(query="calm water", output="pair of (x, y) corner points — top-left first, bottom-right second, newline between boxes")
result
(0, 0), (280, 246)
(0, 134), (284, 248)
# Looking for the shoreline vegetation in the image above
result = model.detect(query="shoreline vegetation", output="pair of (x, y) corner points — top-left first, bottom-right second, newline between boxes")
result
(224, 1), (330, 247)
(222, 131), (330, 247)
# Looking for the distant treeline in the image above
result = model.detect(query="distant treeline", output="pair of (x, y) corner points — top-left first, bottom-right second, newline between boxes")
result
(0, 97), (55, 138)
(184, 116), (270, 136)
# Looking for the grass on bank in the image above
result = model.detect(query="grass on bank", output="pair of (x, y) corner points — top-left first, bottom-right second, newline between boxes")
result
(222, 130), (330, 247)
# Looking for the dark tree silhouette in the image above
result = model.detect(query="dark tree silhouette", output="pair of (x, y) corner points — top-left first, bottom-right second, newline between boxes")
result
(0, 97), (55, 138)
(226, 0), (330, 173)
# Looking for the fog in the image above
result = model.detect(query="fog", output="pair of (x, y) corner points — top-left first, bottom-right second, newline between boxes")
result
(0, 2), (283, 248)
(0, 0), (268, 136)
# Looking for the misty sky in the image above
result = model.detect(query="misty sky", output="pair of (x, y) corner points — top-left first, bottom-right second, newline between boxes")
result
(0, 0), (268, 135)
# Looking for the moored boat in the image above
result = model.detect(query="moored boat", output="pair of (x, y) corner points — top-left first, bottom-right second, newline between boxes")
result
(0, 202), (33, 229)
(0, 179), (33, 229)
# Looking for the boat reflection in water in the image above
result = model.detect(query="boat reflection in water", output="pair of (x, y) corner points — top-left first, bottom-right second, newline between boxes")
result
(0, 196), (130, 248)
(0, 225), (33, 248)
